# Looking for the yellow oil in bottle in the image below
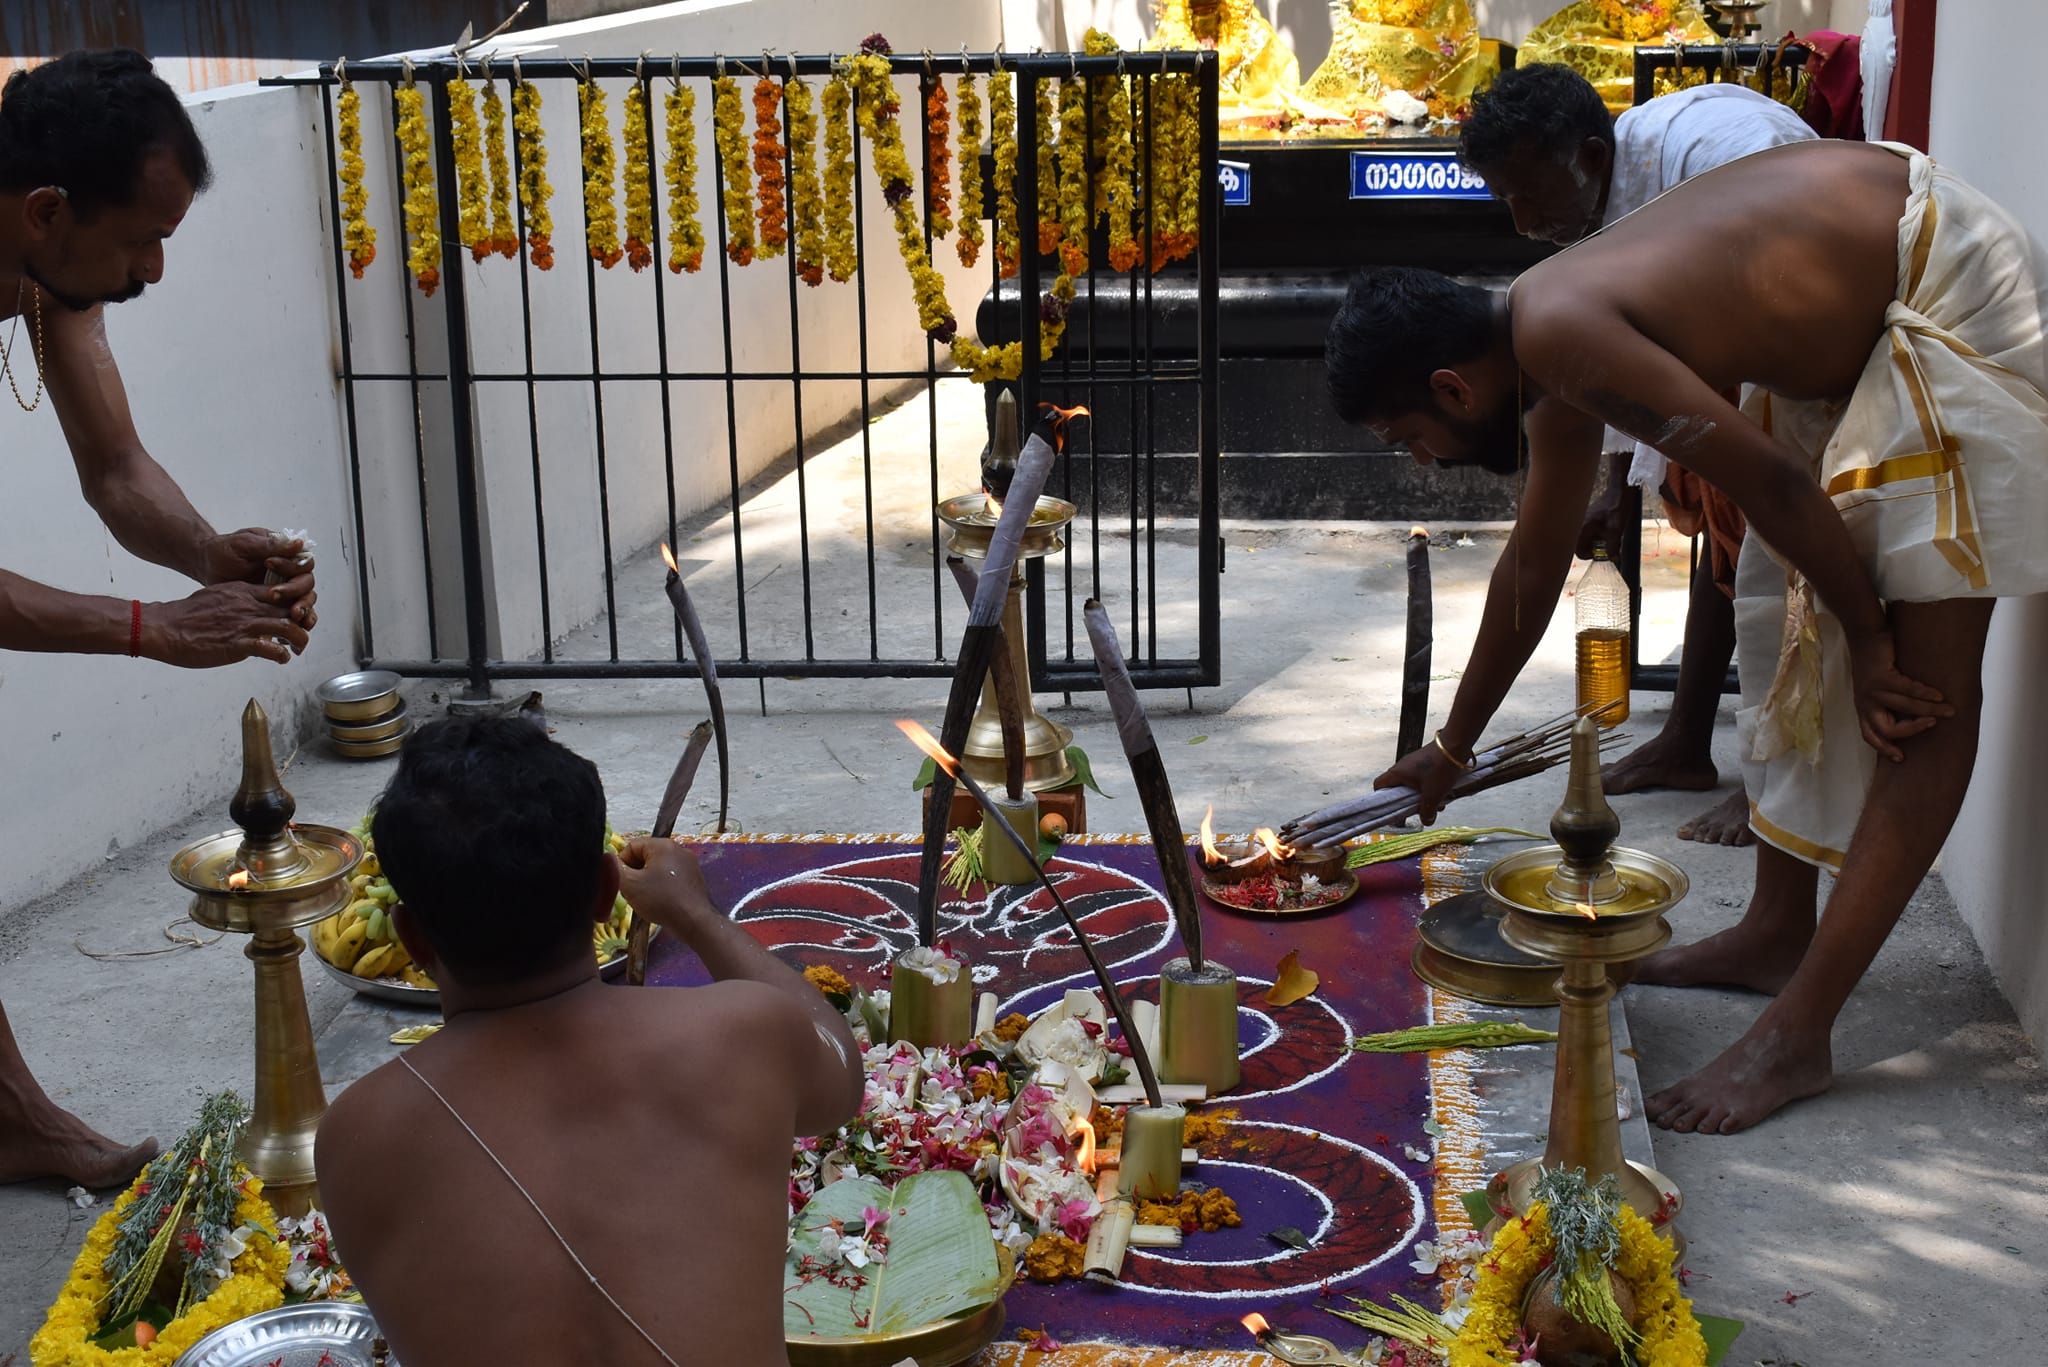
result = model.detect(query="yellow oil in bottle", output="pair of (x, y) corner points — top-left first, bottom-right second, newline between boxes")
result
(1575, 628), (1630, 726)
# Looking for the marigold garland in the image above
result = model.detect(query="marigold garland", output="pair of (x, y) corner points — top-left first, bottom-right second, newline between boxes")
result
(480, 78), (518, 259)
(29, 1171), (288, 1367)
(712, 75), (755, 266)
(821, 77), (857, 281)
(925, 77), (953, 239)
(336, 79), (375, 278)
(393, 80), (441, 296)
(1033, 75), (1059, 255)
(752, 77), (789, 259)
(1055, 77), (1090, 278)
(1146, 72), (1201, 270)
(1084, 32), (1141, 273)
(512, 78), (554, 269)
(1447, 1201), (1707, 1367)
(578, 78), (623, 268)
(988, 69), (1020, 278)
(785, 76), (825, 286)
(954, 73), (985, 268)
(663, 82), (705, 273)
(622, 83), (655, 271)
(447, 75), (488, 256)
(841, 42), (952, 342)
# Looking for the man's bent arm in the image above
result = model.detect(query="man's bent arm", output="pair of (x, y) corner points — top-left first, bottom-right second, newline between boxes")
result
(43, 303), (216, 583)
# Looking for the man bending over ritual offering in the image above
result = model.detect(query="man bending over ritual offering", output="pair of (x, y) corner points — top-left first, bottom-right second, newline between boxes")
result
(1326, 136), (2048, 1135)
(317, 717), (864, 1366)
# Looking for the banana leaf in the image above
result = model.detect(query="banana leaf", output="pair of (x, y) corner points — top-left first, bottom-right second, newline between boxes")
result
(785, 1170), (1006, 1339)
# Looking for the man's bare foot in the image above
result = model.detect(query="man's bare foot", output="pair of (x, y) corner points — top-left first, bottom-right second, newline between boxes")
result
(1677, 790), (1756, 846)
(1601, 732), (1718, 795)
(1634, 918), (1810, 993)
(0, 1106), (157, 1187)
(1647, 1020), (1833, 1134)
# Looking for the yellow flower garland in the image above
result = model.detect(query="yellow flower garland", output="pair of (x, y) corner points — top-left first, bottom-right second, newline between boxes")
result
(926, 76), (953, 239)
(664, 82), (705, 273)
(447, 75), (488, 256)
(786, 76), (825, 286)
(30, 1172), (288, 1367)
(1599, 0), (1683, 43)
(1448, 1202), (1707, 1367)
(1147, 72), (1201, 270)
(842, 48), (950, 339)
(712, 75), (755, 266)
(752, 77), (789, 259)
(622, 83), (655, 271)
(578, 78), (623, 268)
(481, 78), (518, 259)
(512, 78), (555, 269)
(1055, 77), (1089, 279)
(954, 73), (985, 268)
(988, 69), (1020, 279)
(1082, 32), (1141, 273)
(1033, 75), (1059, 255)
(394, 80), (441, 295)
(336, 79), (376, 278)
(821, 77), (857, 281)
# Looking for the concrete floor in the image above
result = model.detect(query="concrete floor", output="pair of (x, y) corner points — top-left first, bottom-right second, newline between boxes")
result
(4, 386), (2044, 1362)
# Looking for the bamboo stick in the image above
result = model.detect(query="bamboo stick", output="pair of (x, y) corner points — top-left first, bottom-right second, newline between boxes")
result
(1084, 1197), (1137, 1282)
(946, 555), (1028, 801)
(1159, 956), (1240, 1093)
(660, 549), (730, 834)
(1397, 526), (1432, 762)
(628, 720), (714, 986)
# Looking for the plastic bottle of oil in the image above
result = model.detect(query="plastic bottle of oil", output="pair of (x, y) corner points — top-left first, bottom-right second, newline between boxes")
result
(1574, 545), (1630, 726)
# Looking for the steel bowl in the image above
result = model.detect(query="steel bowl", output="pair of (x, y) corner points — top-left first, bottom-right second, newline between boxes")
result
(330, 732), (407, 761)
(329, 699), (409, 744)
(171, 1301), (393, 1367)
(317, 670), (403, 722)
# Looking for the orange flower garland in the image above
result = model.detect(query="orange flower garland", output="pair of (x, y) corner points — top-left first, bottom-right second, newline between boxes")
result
(712, 75), (755, 266)
(786, 75), (825, 286)
(480, 76), (519, 259)
(954, 72), (985, 268)
(512, 76), (554, 269)
(664, 80), (705, 273)
(393, 76), (440, 296)
(988, 69), (1020, 278)
(578, 78), (623, 268)
(622, 82), (655, 271)
(752, 76), (788, 259)
(336, 75), (375, 278)
(925, 77), (953, 239)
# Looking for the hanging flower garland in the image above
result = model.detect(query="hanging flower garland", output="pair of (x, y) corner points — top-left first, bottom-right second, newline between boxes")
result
(821, 76), (858, 281)
(841, 39), (951, 341)
(752, 76), (789, 259)
(1147, 72), (1201, 271)
(711, 74), (756, 266)
(622, 82), (655, 271)
(925, 76), (953, 239)
(1055, 76), (1089, 278)
(1033, 74), (1060, 255)
(786, 74), (825, 286)
(336, 72), (376, 278)
(447, 74), (488, 257)
(988, 68), (1020, 278)
(512, 75), (555, 269)
(578, 77), (623, 268)
(954, 72), (985, 268)
(394, 73), (441, 296)
(1082, 33), (1142, 273)
(480, 75), (519, 259)
(664, 80), (705, 273)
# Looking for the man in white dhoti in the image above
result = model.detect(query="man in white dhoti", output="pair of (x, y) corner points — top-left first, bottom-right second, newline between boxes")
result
(1324, 138), (2048, 1133)
(1457, 64), (1817, 846)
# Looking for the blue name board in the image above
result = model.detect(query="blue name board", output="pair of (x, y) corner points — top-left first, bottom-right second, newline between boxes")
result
(1348, 150), (1491, 201)
(1218, 159), (1251, 207)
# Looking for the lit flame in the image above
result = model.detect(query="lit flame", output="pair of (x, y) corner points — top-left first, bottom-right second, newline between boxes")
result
(660, 542), (679, 575)
(1199, 805), (1223, 865)
(226, 870), (251, 891)
(1241, 1313), (1272, 1339)
(1043, 402), (1091, 452)
(985, 493), (1003, 520)
(1254, 827), (1291, 862)
(1073, 1118), (1098, 1174)
(1575, 901), (1598, 921)
(895, 719), (960, 779)
(1409, 524), (1429, 539)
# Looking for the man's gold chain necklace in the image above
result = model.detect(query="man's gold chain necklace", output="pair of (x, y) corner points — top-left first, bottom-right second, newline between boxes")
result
(1, 277), (47, 412)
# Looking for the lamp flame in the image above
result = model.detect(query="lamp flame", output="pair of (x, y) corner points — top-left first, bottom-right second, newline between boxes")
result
(660, 542), (679, 575)
(1575, 901), (1598, 921)
(986, 493), (1004, 520)
(226, 870), (251, 891)
(1074, 1118), (1098, 1174)
(1043, 402), (1091, 452)
(1199, 805), (1223, 866)
(1241, 1313), (1272, 1339)
(1254, 827), (1291, 862)
(895, 719), (960, 779)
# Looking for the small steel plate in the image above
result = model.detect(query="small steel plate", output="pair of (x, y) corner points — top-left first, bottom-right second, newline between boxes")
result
(1411, 890), (1631, 1007)
(313, 930), (653, 1007)
(1201, 869), (1359, 917)
(171, 1301), (393, 1367)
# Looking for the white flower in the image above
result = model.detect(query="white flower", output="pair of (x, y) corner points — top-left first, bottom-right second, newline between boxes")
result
(1409, 1238), (1445, 1274)
(65, 1187), (95, 1209)
(899, 945), (963, 984)
(1403, 1143), (1431, 1164)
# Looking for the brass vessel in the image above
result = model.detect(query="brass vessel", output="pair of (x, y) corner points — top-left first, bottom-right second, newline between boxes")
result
(1480, 718), (1686, 1235)
(169, 700), (362, 1215)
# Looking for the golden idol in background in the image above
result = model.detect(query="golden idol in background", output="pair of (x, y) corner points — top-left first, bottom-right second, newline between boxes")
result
(1149, 0), (1302, 109)
(1301, 0), (1495, 127)
(1521, 0), (1717, 113)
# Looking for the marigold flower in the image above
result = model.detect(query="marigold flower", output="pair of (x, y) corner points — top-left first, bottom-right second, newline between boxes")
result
(925, 77), (952, 239)
(512, 79), (555, 269)
(821, 77), (858, 281)
(480, 79), (518, 259)
(336, 80), (376, 278)
(752, 76), (789, 258)
(663, 82), (705, 273)
(954, 72), (985, 268)
(711, 75), (755, 265)
(578, 78), (623, 268)
(622, 83), (655, 271)
(394, 81), (440, 295)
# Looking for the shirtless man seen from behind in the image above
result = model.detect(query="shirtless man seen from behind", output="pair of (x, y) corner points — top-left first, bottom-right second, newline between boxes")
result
(318, 717), (863, 1366)
(1331, 138), (2048, 1133)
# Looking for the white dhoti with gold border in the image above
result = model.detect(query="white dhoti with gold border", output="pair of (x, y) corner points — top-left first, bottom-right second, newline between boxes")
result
(1736, 144), (2048, 870)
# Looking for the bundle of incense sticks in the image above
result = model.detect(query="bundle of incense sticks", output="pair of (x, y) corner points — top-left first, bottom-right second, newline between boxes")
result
(1281, 704), (1624, 849)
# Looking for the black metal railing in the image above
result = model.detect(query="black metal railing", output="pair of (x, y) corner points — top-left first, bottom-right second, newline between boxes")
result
(269, 50), (1223, 700)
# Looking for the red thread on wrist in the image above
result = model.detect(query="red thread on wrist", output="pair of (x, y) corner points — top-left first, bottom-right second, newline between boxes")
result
(129, 599), (143, 658)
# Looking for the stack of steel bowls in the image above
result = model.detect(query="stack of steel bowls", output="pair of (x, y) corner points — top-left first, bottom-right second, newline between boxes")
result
(317, 671), (408, 759)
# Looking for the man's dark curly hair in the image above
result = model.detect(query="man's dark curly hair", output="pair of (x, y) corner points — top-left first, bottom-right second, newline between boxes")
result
(1458, 63), (1615, 173)
(0, 50), (211, 217)
(373, 717), (609, 986)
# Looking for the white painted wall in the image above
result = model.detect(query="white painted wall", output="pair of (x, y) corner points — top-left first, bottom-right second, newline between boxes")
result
(1927, 4), (2048, 1054)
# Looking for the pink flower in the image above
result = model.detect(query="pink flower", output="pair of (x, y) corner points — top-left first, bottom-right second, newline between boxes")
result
(1024, 1327), (1064, 1353)
(1054, 1197), (1095, 1243)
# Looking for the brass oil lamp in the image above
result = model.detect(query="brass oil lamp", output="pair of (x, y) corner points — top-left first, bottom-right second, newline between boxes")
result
(937, 389), (1078, 793)
(168, 699), (362, 1215)
(1480, 717), (1686, 1235)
